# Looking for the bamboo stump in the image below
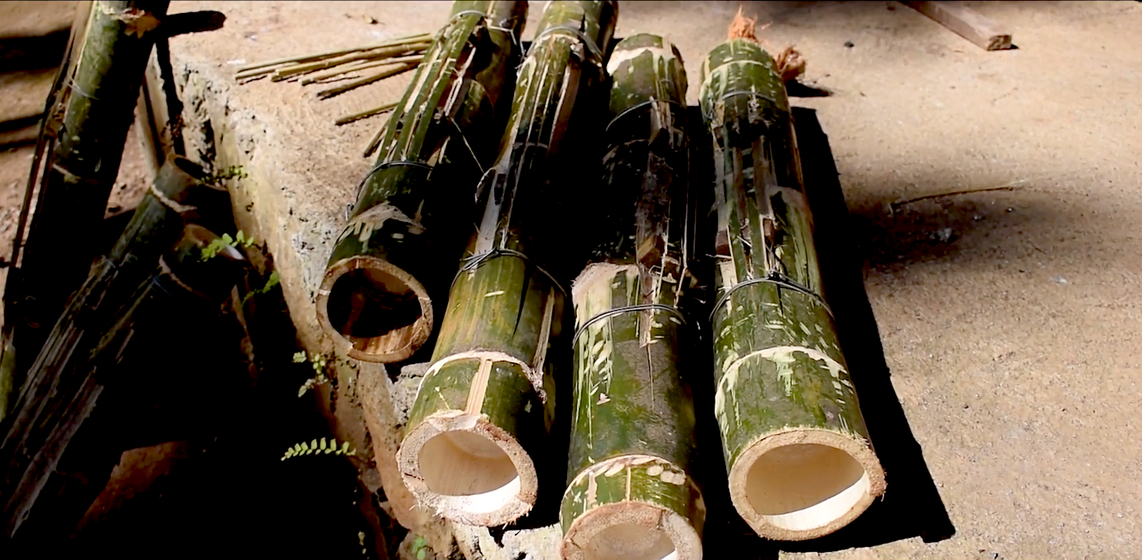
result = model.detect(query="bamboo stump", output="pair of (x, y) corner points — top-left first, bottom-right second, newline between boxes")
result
(398, 0), (617, 527)
(699, 38), (886, 540)
(316, 0), (526, 363)
(559, 35), (703, 560)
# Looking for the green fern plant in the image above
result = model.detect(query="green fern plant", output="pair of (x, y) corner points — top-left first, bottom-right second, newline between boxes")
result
(201, 230), (258, 261)
(280, 437), (356, 460)
(295, 351), (331, 397)
(241, 269), (280, 305)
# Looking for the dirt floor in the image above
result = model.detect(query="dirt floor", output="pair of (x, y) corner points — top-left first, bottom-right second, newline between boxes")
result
(2, 1), (1141, 559)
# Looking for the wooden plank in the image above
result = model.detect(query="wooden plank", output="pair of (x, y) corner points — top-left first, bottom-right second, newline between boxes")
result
(904, 1), (1013, 51)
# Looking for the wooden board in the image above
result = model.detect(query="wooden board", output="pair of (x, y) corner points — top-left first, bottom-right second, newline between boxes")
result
(904, 1), (1013, 51)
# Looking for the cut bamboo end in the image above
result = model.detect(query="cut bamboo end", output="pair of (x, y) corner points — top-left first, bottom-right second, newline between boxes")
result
(398, 412), (538, 526)
(560, 455), (704, 560)
(316, 255), (432, 363)
(727, 429), (886, 541)
(561, 502), (701, 560)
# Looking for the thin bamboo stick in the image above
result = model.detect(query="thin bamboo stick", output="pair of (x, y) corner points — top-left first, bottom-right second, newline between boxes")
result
(268, 42), (430, 82)
(315, 62), (419, 100)
(336, 102), (397, 126)
(234, 32), (430, 74)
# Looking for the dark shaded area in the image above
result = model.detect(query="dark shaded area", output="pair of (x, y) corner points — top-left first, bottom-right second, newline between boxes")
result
(0, 28), (69, 73)
(327, 268), (423, 339)
(56, 265), (398, 559)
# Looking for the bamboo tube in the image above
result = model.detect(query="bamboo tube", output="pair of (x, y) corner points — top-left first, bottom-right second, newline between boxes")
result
(0, 0), (170, 422)
(698, 29), (886, 540)
(559, 34), (704, 560)
(397, 0), (618, 527)
(316, 0), (527, 363)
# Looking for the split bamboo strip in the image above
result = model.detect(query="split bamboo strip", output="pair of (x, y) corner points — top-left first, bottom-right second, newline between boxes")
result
(699, 33), (885, 540)
(559, 34), (704, 560)
(234, 33), (430, 77)
(316, 0), (527, 363)
(0, 0), (170, 422)
(269, 41), (430, 82)
(397, 0), (618, 527)
(315, 61), (420, 100)
(301, 55), (421, 85)
(336, 102), (398, 126)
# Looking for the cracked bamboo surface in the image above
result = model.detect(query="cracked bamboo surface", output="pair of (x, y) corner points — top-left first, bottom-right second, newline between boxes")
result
(559, 34), (704, 560)
(398, 0), (618, 527)
(699, 38), (885, 541)
(316, 0), (526, 363)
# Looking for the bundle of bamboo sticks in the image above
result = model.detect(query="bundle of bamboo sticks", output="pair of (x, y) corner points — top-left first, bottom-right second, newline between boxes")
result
(233, 33), (430, 127)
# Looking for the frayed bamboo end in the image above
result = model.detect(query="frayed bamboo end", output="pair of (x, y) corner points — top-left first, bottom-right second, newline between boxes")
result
(728, 6), (807, 83)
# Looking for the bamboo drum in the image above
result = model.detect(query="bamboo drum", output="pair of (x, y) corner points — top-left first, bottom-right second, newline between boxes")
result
(316, 0), (527, 363)
(698, 39), (886, 540)
(398, 0), (618, 527)
(559, 34), (703, 560)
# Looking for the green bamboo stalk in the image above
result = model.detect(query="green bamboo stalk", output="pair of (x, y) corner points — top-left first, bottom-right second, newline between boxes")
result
(397, 0), (618, 527)
(316, 0), (527, 363)
(558, 34), (704, 560)
(0, 157), (221, 536)
(698, 37), (886, 541)
(0, 1), (170, 422)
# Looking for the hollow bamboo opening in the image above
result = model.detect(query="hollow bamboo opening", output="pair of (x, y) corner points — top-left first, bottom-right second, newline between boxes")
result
(419, 431), (520, 500)
(317, 256), (431, 363)
(562, 501), (701, 560)
(399, 414), (538, 526)
(729, 430), (884, 540)
(582, 523), (677, 560)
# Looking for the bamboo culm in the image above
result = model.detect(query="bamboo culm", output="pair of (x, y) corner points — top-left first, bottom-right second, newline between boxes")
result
(558, 34), (705, 560)
(0, 0), (171, 422)
(699, 38), (886, 541)
(0, 157), (229, 538)
(397, 0), (618, 527)
(316, 0), (527, 363)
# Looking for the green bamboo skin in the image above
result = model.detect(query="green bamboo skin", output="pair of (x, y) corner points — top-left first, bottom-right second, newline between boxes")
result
(1, 1), (170, 422)
(398, 0), (618, 527)
(317, 1), (526, 363)
(699, 39), (885, 541)
(558, 35), (704, 560)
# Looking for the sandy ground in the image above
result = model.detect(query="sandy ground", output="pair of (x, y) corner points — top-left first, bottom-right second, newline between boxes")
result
(2, 1), (1141, 559)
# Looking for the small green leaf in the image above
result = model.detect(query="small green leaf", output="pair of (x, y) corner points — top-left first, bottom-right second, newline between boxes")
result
(293, 352), (307, 363)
